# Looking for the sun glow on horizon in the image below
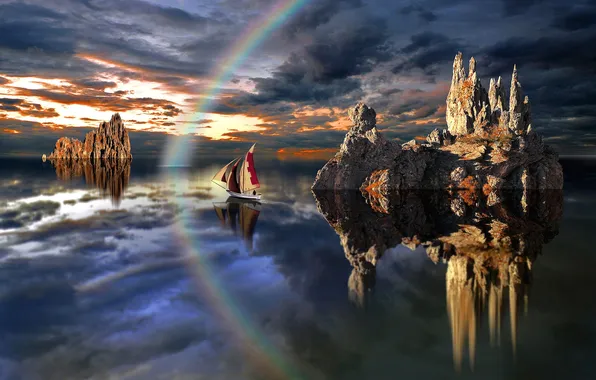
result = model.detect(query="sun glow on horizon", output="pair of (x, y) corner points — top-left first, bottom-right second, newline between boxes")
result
(1, 57), (269, 139)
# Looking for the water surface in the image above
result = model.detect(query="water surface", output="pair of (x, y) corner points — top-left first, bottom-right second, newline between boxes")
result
(0, 156), (595, 380)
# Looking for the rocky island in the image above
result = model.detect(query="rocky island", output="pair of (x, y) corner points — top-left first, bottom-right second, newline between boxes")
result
(312, 52), (563, 210)
(46, 113), (132, 160)
(45, 113), (132, 205)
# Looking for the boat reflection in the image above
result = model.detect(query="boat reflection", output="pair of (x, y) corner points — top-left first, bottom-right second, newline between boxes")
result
(50, 158), (131, 206)
(213, 197), (261, 252)
(312, 188), (563, 371)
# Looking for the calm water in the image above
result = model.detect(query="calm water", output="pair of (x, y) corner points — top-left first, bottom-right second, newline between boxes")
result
(0, 156), (595, 380)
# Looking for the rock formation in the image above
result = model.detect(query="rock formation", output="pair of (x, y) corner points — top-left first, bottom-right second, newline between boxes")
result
(310, 103), (401, 190)
(47, 113), (132, 160)
(312, 52), (563, 208)
(446, 55), (492, 136)
(312, 188), (562, 368)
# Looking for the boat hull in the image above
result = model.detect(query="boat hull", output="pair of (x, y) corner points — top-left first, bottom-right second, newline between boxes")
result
(226, 190), (262, 201)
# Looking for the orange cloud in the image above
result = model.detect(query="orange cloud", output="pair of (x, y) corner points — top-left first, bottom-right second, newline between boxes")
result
(75, 53), (210, 96)
(3, 128), (20, 134)
(276, 147), (337, 160)
(412, 117), (443, 125)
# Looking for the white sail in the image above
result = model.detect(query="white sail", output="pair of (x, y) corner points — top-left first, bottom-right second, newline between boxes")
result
(212, 158), (240, 189)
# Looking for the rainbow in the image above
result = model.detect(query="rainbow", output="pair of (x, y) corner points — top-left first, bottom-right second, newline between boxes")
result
(162, 0), (312, 378)
(163, 0), (310, 167)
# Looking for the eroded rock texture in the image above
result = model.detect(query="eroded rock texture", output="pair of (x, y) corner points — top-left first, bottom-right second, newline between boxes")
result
(312, 52), (563, 205)
(48, 114), (132, 160)
(311, 103), (401, 190)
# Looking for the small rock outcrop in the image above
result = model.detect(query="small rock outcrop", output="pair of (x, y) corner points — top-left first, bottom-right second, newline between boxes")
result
(47, 114), (132, 160)
(312, 52), (563, 207)
(311, 103), (401, 190)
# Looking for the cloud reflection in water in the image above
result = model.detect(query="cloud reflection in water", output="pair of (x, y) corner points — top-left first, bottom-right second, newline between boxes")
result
(0, 158), (595, 379)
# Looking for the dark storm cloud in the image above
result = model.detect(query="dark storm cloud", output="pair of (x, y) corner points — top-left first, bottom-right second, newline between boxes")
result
(71, 79), (118, 91)
(0, 98), (60, 118)
(0, 105), (19, 112)
(481, 30), (596, 76)
(0, 2), (74, 53)
(551, 5), (596, 31)
(473, 17), (596, 154)
(0, 0), (230, 79)
(391, 32), (464, 76)
(96, 0), (212, 26)
(399, 3), (437, 23)
(283, 23), (392, 82)
(281, 0), (363, 39)
(227, 14), (392, 109)
(0, 98), (22, 106)
(500, 0), (544, 16)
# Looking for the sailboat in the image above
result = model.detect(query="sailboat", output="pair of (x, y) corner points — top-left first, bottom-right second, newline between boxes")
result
(213, 197), (261, 252)
(211, 143), (262, 200)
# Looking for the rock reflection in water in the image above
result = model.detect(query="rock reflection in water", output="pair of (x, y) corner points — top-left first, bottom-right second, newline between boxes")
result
(51, 158), (132, 205)
(312, 189), (562, 371)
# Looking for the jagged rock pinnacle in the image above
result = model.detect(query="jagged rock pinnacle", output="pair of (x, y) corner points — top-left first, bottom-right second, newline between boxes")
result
(446, 52), (491, 136)
(446, 53), (532, 136)
(348, 102), (377, 133)
(509, 64), (528, 134)
(469, 57), (476, 75)
(48, 113), (132, 160)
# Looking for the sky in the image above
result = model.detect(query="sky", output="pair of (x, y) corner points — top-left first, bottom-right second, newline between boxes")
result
(0, 0), (595, 158)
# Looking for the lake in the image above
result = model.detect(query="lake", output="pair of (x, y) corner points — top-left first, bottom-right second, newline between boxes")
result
(0, 156), (595, 380)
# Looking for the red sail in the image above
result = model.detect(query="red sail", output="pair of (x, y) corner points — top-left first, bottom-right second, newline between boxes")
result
(240, 144), (260, 192)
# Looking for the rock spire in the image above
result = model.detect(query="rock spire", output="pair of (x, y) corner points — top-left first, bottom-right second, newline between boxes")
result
(47, 113), (132, 160)
(446, 53), (532, 137)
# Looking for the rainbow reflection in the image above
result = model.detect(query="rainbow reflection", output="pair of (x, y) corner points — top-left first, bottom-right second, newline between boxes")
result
(162, 1), (312, 379)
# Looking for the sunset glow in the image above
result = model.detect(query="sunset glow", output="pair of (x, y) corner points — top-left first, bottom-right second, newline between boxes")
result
(277, 147), (337, 160)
